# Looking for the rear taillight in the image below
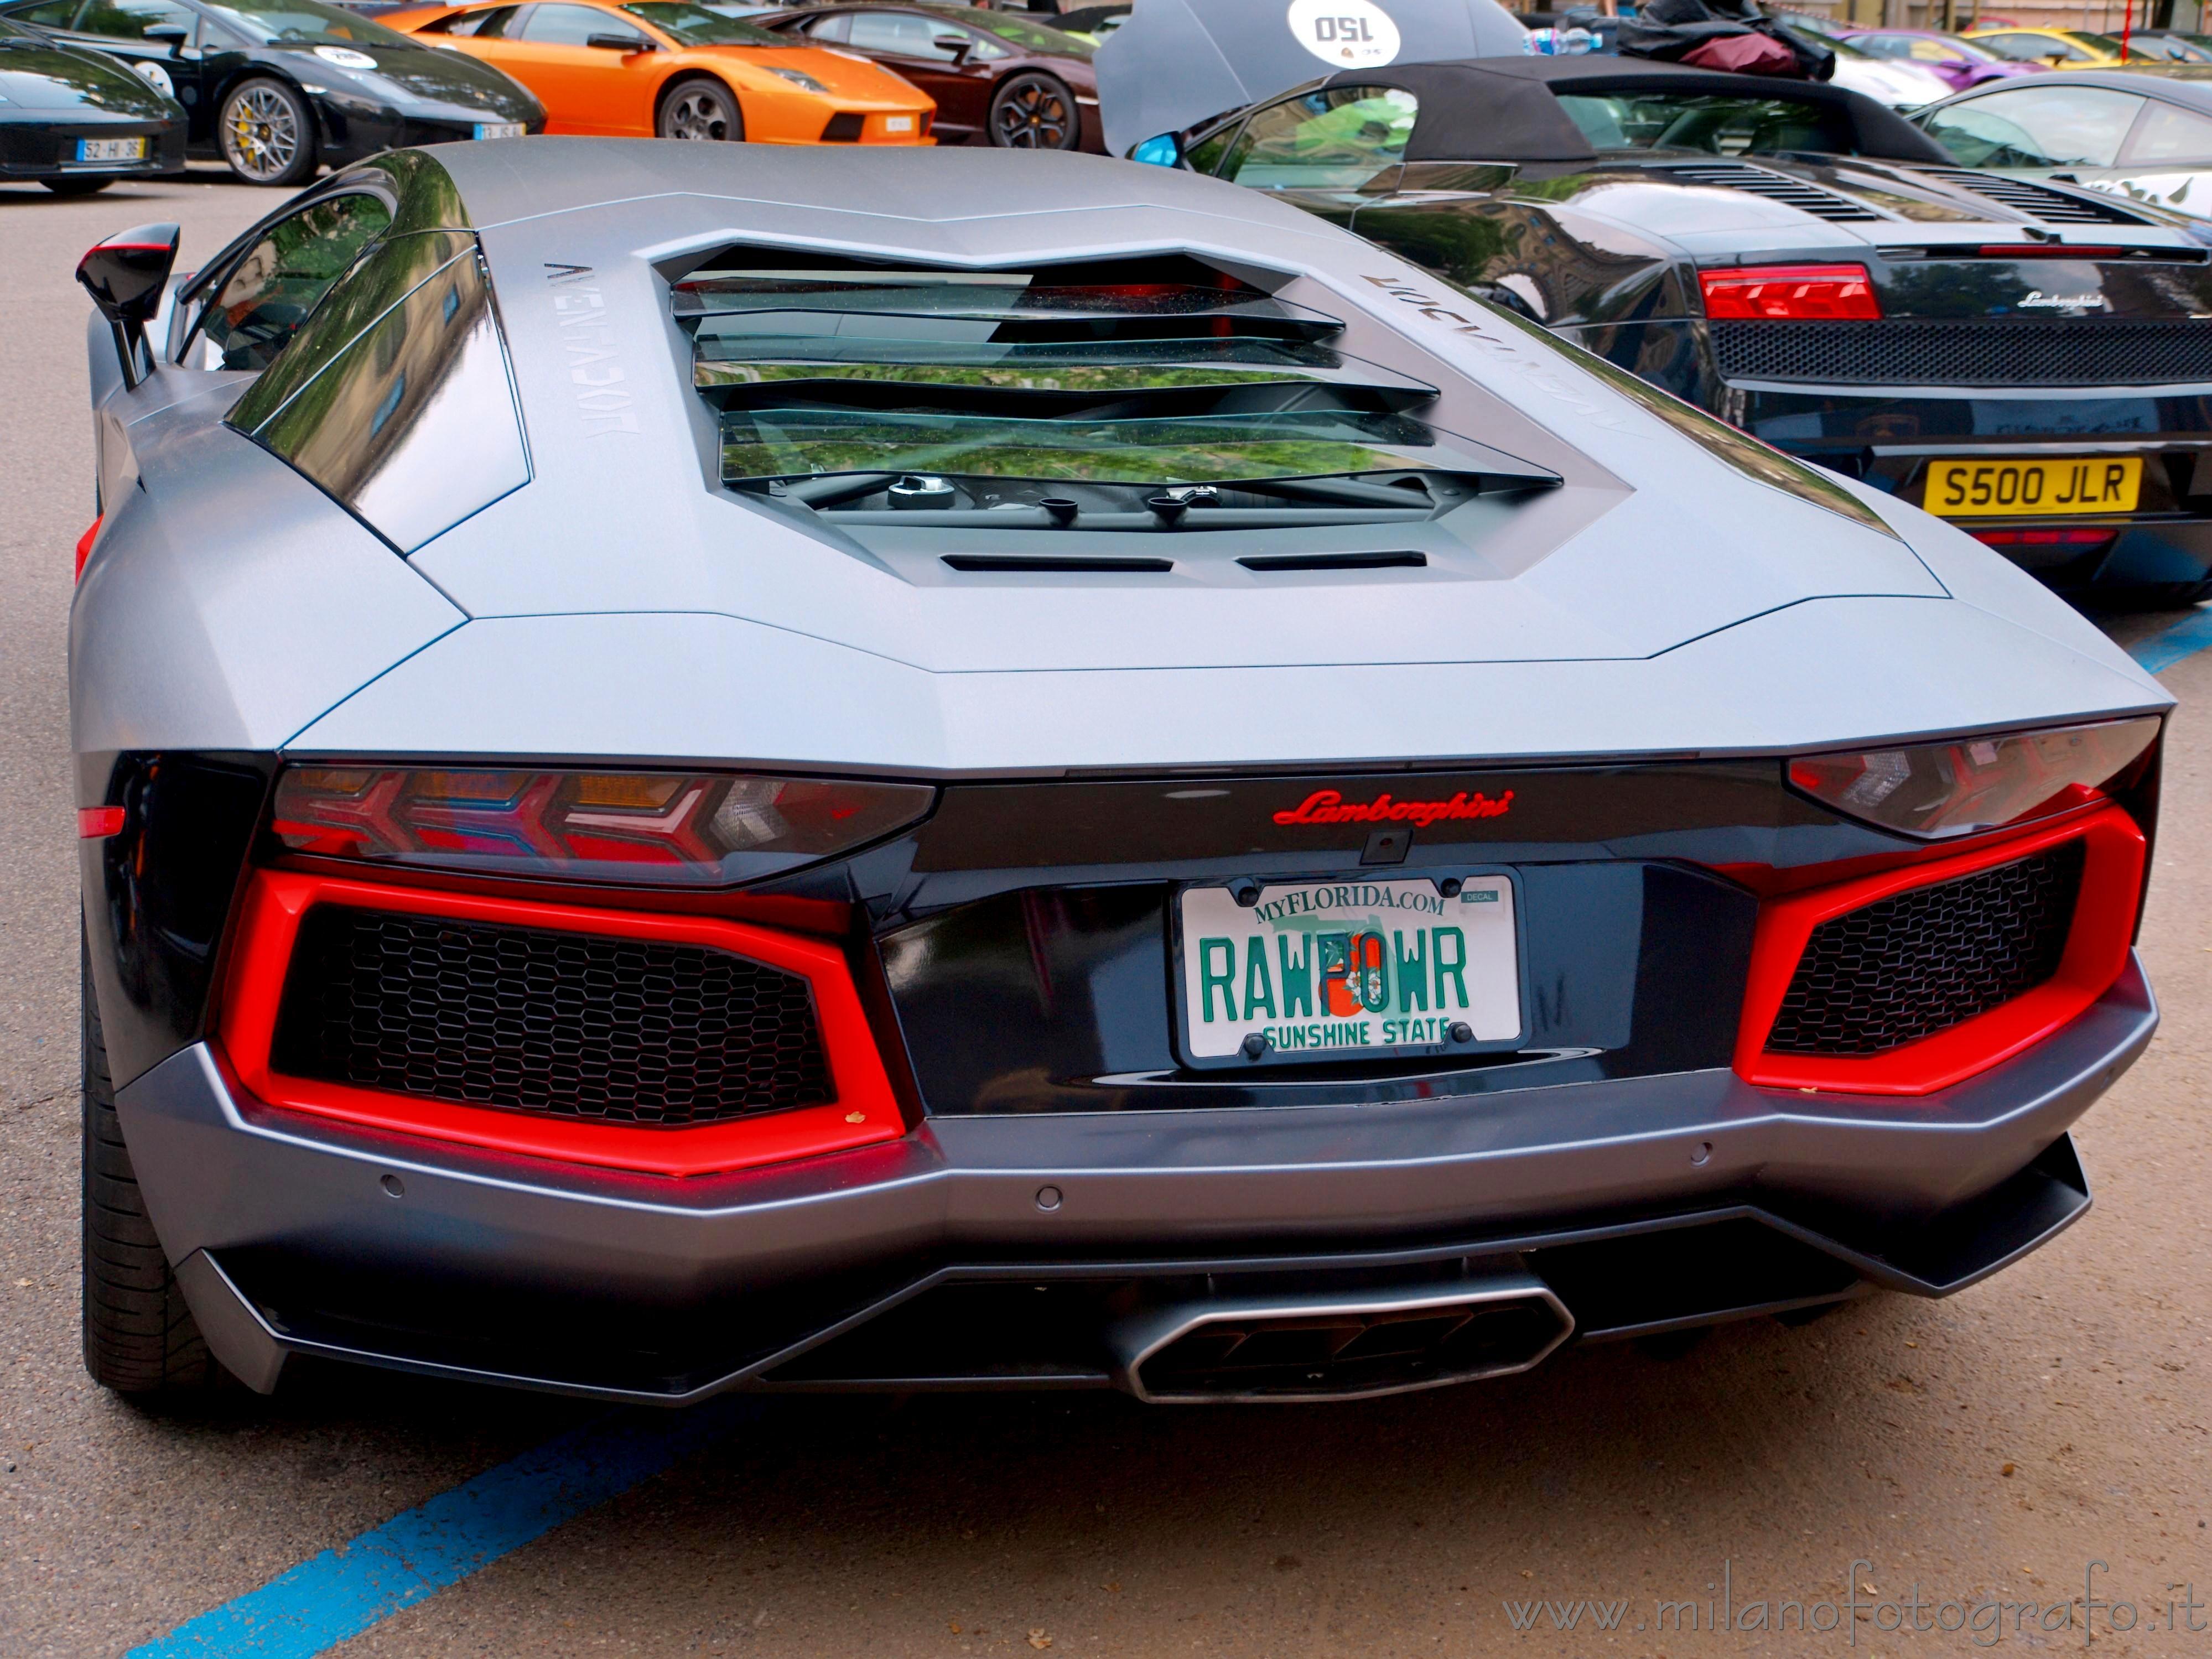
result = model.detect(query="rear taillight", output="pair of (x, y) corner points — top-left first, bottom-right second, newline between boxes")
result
(271, 766), (934, 885)
(1786, 717), (2158, 840)
(1699, 264), (1882, 321)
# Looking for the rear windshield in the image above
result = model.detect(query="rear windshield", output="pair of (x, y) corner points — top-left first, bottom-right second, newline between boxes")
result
(1555, 91), (1850, 156)
(672, 254), (1555, 531)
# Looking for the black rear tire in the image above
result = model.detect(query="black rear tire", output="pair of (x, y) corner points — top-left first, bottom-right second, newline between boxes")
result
(81, 937), (226, 1396)
(41, 176), (115, 195)
(988, 71), (1079, 148)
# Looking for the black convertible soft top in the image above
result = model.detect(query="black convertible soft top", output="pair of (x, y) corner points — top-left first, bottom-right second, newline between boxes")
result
(1317, 56), (1952, 165)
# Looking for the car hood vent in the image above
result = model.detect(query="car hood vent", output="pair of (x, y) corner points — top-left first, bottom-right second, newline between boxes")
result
(1664, 163), (1883, 222)
(1909, 166), (2149, 226)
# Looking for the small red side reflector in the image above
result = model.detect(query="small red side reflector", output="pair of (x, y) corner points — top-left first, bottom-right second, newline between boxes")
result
(1699, 264), (1882, 321)
(75, 515), (102, 581)
(78, 806), (125, 839)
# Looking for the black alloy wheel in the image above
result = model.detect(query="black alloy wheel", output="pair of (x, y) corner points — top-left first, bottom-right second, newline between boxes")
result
(219, 76), (318, 186)
(988, 71), (1078, 148)
(658, 75), (743, 140)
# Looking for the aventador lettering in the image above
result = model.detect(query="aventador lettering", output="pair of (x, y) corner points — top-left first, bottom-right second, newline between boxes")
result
(1273, 788), (1513, 828)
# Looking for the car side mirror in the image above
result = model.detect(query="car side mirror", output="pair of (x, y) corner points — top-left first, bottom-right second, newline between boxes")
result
(932, 32), (972, 61)
(77, 222), (178, 392)
(142, 23), (187, 39)
(1130, 133), (1182, 167)
(585, 30), (654, 49)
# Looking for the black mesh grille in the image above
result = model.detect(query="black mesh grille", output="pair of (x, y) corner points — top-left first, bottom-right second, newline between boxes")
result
(1908, 166), (2149, 225)
(1712, 319), (2212, 387)
(821, 112), (864, 141)
(1666, 163), (1882, 221)
(270, 906), (833, 1125)
(1764, 843), (2084, 1057)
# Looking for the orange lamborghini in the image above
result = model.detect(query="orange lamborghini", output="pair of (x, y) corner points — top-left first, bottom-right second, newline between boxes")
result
(384, 0), (934, 143)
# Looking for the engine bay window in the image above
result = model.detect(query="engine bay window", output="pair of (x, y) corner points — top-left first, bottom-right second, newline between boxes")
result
(671, 250), (1559, 539)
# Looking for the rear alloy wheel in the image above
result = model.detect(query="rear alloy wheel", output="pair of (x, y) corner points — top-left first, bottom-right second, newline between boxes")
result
(81, 935), (229, 1397)
(219, 77), (318, 186)
(988, 72), (1078, 148)
(41, 176), (115, 195)
(658, 76), (742, 141)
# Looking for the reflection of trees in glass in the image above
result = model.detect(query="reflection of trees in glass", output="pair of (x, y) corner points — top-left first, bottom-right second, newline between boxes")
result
(259, 251), (490, 502)
(205, 196), (392, 371)
(718, 405), (1441, 483)
(366, 148), (471, 236)
(723, 437), (1431, 483)
(697, 363), (1341, 392)
(230, 231), (471, 430)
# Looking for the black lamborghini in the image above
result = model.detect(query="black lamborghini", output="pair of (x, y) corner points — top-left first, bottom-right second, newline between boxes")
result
(1, 0), (540, 184)
(0, 13), (184, 190)
(1138, 56), (2212, 607)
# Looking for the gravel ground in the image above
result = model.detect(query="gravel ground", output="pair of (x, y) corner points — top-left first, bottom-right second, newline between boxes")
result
(2, 171), (2206, 1659)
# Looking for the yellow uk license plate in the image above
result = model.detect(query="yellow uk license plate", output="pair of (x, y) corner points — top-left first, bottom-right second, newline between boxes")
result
(1925, 456), (2141, 518)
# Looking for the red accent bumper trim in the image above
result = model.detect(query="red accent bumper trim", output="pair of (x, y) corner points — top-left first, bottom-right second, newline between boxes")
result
(1733, 806), (2145, 1098)
(216, 870), (903, 1177)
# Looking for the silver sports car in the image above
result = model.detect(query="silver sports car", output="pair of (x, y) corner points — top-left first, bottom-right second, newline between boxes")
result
(71, 140), (2170, 1405)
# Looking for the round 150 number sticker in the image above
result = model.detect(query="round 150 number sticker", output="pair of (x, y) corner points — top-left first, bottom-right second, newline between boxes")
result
(1286, 0), (1402, 67)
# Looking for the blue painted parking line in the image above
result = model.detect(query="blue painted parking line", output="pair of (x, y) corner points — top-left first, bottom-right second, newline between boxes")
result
(124, 1396), (760, 1659)
(2128, 606), (2212, 676)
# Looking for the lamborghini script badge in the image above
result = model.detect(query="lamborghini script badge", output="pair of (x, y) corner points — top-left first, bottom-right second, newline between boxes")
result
(1273, 789), (1514, 828)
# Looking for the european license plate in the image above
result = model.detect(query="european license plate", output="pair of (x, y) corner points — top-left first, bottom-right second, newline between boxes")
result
(884, 115), (913, 132)
(1177, 875), (1521, 1065)
(1925, 455), (2141, 517)
(472, 121), (525, 139)
(74, 137), (145, 162)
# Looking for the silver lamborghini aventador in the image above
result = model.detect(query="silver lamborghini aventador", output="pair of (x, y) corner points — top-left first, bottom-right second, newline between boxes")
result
(69, 139), (2171, 1405)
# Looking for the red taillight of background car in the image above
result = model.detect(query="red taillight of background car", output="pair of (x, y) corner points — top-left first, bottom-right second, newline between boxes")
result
(271, 766), (935, 886)
(1699, 264), (1882, 321)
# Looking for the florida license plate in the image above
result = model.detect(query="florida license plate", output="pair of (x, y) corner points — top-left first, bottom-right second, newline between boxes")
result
(1925, 455), (2141, 517)
(74, 137), (145, 162)
(1177, 876), (1522, 1067)
(472, 121), (525, 139)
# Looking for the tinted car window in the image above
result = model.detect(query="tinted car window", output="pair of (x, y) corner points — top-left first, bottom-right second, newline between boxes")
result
(201, 0), (409, 43)
(620, 1), (780, 43)
(2125, 99), (2212, 163)
(234, 234), (531, 553)
(8, 0), (82, 23)
(1224, 86), (1416, 190)
(520, 3), (621, 41)
(193, 193), (393, 372)
(1975, 30), (2092, 60)
(432, 4), (515, 32)
(846, 10), (960, 58)
(797, 8), (846, 38)
(1555, 92), (1842, 156)
(74, 0), (190, 37)
(1927, 84), (2142, 167)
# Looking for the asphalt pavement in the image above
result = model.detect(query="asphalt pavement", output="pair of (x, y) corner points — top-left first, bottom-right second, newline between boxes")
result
(3, 171), (2209, 1659)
